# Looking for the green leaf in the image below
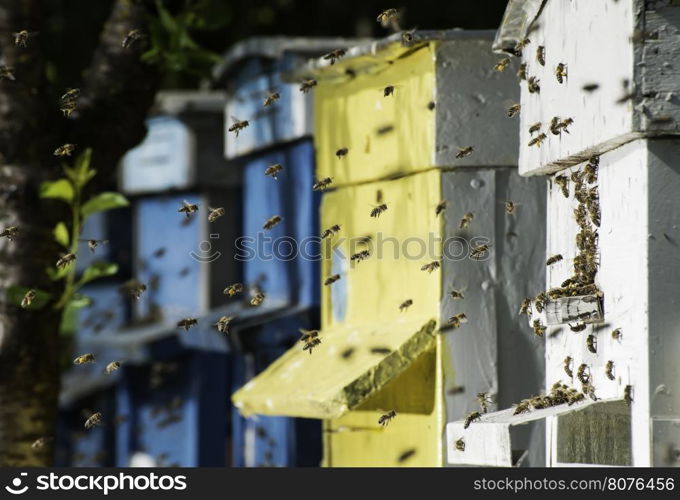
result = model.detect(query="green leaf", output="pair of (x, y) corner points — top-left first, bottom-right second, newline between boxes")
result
(40, 179), (74, 203)
(75, 261), (119, 288)
(7, 286), (51, 310)
(46, 265), (69, 281)
(69, 293), (93, 309)
(81, 192), (129, 219)
(69, 148), (96, 189)
(54, 222), (70, 247)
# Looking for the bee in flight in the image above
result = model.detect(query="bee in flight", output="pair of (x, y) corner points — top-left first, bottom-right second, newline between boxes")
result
(12, 29), (38, 47)
(529, 122), (541, 134)
(517, 63), (527, 81)
(528, 133), (547, 147)
(121, 279), (146, 300)
(121, 29), (147, 48)
(263, 91), (280, 107)
(536, 46), (545, 66)
(228, 117), (249, 137)
(263, 215), (282, 230)
(177, 318), (198, 331)
(449, 288), (464, 300)
(300, 329), (321, 354)
(323, 48), (347, 65)
(477, 392), (493, 413)
(265, 163), (283, 179)
(54, 143), (76, 157)
(79, 238), (109, 253)
(321, 224), (341, 239)
(324, 274), (340, 286)
(223, 282), (243, 297)
(470, 243), (491, 261)
(21, 289), (36, 309)
(0, 65), (15, 81)
(214, 315), (234, 334)
(250, 292), (265, 306)
(514, 37), (530, 55)
(350, 249), (370, 263)
(507, 103), (521, 118)
(31, 437), (51, 449)
(313, 177), (333, 191)
(56, 252), (76, 269)
(84, 412), (103, 430)
(336, 147), (348, 158)
(399, 299), (413, 312)
(208, 207), (225, 222)
(74, 353), (95, 365)
(370, 203), (388, 218)
(421, 261), (440, 273)
(105, 361), (121, 374)
(494, 58), (510, 72)
(503, 200), (518, 215)
(555, 63), (568, 83)
(61, 88), (80, 102)
(178, 200), (198, 218)
(378, 409), (396, 426)
(456, 146), (474, 159)
(448, 313), (468, 329)
(546, 254), (563, 266)
(532, 319), (546, 337)
(527, 76), (540, 94)
(0, 225), (18, 241)
(464, 411), (481, 429)
(376, 8), (400, 28)
(299, 79), (317, 93)
(518, 298), (531, 316)
(435, 200), (447, 216)
(459, 212), (474, 230)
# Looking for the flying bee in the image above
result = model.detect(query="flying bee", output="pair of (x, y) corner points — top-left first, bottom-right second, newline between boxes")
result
(207, 206), (225, 223)
(435, 200), (447, 216)
(78, 238), (109, 253)
(214, 315), (234, 334)
(264, 163), (283, 179)
(370, 347), (392, 355)
(177, 317), (198, 331)
(121, 29), (146, 48)
(532, 319), (546, 337)
(546, 254), (563, 266)
(528, 133), (546, 147)
(350, 249), (370, 263)
(56, 252), (76, 269)
(559, 118), (574, 134)
(519, 297), (532, 316)
(536, 46), (545, 66)
(517, 63), (527, 81)
(228, 117), (249, 137)
(223, 282), (243, 297)
(299, 329), (319, 343)
(54, 143), (76, 157)
(554, 175), (569, 197)
(549, 116), (562, 135)
(477, 392), (493, 413)
(336, 147), (348, 158)
(503, 200), (519, 215)
(576, 363), (590, 384)
(376, 8), (399, 28)
(529, 122), (541, 134)
(178, 200), (198, 218)
(250, 292), (265, 306)
(457, 212), (474, 230)
(448, 313), (468, 329)
(313, 177), (333, 191)
(74, 353), (95, 365)
(555, 63), (568, 83)
(20, 289), (36, 309)
(383, 85), (395, 97)
(583, 83), (600, 92)
(0, 225), (19, 240)
(463, 411), (481, 429)
(31, 437), (51, 449)
(456, 146), (474, 159)
(447, 385), (465, 395)
(399, 299), (413, 312)
(507, 103), (521, 118)
(105, 361), (121, 374)
(624, 385), (633, 405)
(323, 48), (346, 65)
(84, 412), (103, 430)
(494, 58), (510, 72)
(12, 29), (38, 47)
(470, 243), (491, 261)
(421, 260), (440, 273)
(534, 292), (547, 313)
(370, 203), (388, 218)
(263, 215), (282, 230)
(324, 274), (340, 286)
(605, 360), (615, 380)
(60, 100), (76, 117)
(611, 328), (622, 341)
(378, 409), (396, 426)
(514, 37), (530, 55)
(120, 279), (146, 299)
(564, 356), (574, 378)
(299, 79), (317, 93)
(302, 337), (321, 354)
(263, 91), (280, 107)
(321, 224), (341, 239)
(449, 288), (465, 300)
(527, 76), (540, 94)
(61, 88), (80, 102)
(454, 438), (465, 452)
(0, 65), (15, 81)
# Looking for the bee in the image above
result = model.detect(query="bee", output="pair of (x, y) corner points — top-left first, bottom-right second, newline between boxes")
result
(378, 409), (396, 426)
(264, 163), (283, 179)
(536, 46), (545, 66)
(105, 361), (121, 374)
(449, 288), (465, 300)
(78, 238), (109, 253)
(583, 335), (599, 356)
(494, 58), (510, 72)
(624, 385), (633, 406)
(448, 313), (468, 329)
(323, 48), (346, 65)
(370, 203), (388, 218)
(223, 283), (243, 297)
(324, 274), (340, 286)
(567, 389), (585, 406)
(20, 289), (36, 309)
(302, 337), (321, 354)
(60, 100), (76, 117)
(121, 279), (146, 300)
(576, 363), (590, 384)
(517, 63), (527, 81)
(0, 65), (15, 81)
(399, 299), (413, 312)
(250, 292), (265, 306)
(313, 177), (333, 191)
(376, 8), (399, 28)
(54, 143), (76, 157)
(228, 117), (249, 137)
(383, 85), (395, 97)
(549, 116), (562, 136)
(56, 252), (76, 269)
(336, 147), (348, 158)
(435, 200), (447, 216)
(528, 133), (546, 147)
(350, 249), (370, 262)
(178, 200), (198, 218)
(370, 347), (391, 355)
(454, 438), (465, 452)
(341, 347), (355, 360)
(84, 412), (103, 430)
(529, 122), (541, 134)
(263, 215), (282, 230)
(13, 29), (38, 47)
(427, 101), (436, 111)
(74, 353), (95, 365)
(519, 298), (532, 316)
(611, 328), (622, 341)
(208, 207), (225, 222)
(513, 399), (531, 415)
(532, 319), (546, 337)
(31, 437), (51, 449)
(564, 356), (574, 378)
(559, 118), (574, 134)
(463, 411), (481, 429)
(447, 385), (465, 395)
(321, 224), (341, 239)
(582, 83), (600, 92)
(470, 243), (490, 261)
(299, 79), (317, 93)
(507, 104), (521, 118)
(605, 360), (615, 380)
(546, 254), (563, 266)
(299, 329), (319, 343)
(177, 317), (198, 331)
(421, 261), (440, 273)
(0, 225), (19, 240)
(503, 200), (518, 215)
(214, 315), (234, 334)
(263, 91), (280, 107)
(555, 63), (567, 83)
(456, 146), (474, 159)
(534, 292), (547, 313)
(554, 175), (569, 198)
(528, 76), (540, 94)
(477, 392), (493, 413)
(584, 160), (599, 184)
(459, 212), (474, 230)
(61, 88), (80, 102)
(514, 37), (530, 55)
(569, 321), (586, 333)
(121, 29), (146, 48)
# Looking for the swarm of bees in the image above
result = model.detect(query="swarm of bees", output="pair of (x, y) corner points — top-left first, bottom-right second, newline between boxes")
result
(214, 315), (234, 334)
(324, 274), (340, 286)
(263, 215), (282, 230)
(321, 224), (341, 239)
(0, 225), (19, 241)
(313, 177), (333, 191)
(370, 203), (388, 218)
(177, 318), (198, 331)
(299, 79), (317, 93)
(74, 353), (95, 365)
(84, 412), (102, 430)
(263, 91), (280, 107)
(265, 163), (283, 179)
(421, 261), (440, 273)
(21, 289), (36, 309)
(56, 252), (76, 269)
(448, 313), (467, 329)
(456, 146), (474, 159)
(105, 361), (121, 374)
(300, 329), (321, 354)
(399, 299), (413, 312)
